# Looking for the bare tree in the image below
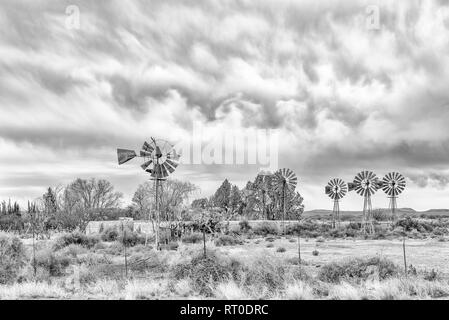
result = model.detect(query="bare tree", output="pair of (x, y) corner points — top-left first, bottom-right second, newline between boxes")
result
(132, 179), (198, 222)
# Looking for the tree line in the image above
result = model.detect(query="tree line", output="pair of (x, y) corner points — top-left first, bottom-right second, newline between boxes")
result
(0, 172), (305, 234)
(191, 172), (305, 221)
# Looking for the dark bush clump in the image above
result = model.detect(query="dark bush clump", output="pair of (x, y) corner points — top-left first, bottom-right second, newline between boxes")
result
(171, 252), (242, 296)
(118, 230), (146, 247)
(0, 233), (27, 284)
(53, 232), (100, 250)
(318, 257), (399, 283)
(182, 232), (203, 244)
(395, 217), (420, 232)
(101, 226), (119, 242)
(214, 234), (243, 247)
(34, 248), (71, 276)
(239, 219), (251, 232)
(253, 222), (279, 236)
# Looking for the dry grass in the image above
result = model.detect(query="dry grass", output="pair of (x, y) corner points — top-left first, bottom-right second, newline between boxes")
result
(1, 233), (449, 300)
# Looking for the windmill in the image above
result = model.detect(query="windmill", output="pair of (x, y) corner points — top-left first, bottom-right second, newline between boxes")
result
(352, 171), (382, 234)
(381, 172), (406, 222)
(117, 138), (180, 249)
(273, 168), (298, 234)
(325, 178), (348, 229)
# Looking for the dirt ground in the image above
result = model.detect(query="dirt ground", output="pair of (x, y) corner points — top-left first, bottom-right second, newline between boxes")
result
(227, 237), (449, 277)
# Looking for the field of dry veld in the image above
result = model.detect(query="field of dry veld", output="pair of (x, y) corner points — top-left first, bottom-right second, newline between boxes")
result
(1, 230), (449, 300)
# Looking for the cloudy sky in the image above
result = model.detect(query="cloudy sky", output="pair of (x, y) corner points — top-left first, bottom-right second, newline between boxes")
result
(1, 0), (449, 211)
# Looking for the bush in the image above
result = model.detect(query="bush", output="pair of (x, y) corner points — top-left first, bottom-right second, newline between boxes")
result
(214, 235), (243, 247)
(160, 241), (179, 251)
(171, 251), (242, 296)
(182, 233), (203, 244)
(239, 219), (251, 232)
(312, 250), (319, 256)
(0, 233), (27, 284)
(34, 248), (70, 276)
(76, 252), (112, 266)
(242, 255), (289, 291)
(128, 251), (169, 273)
(395, 217), (420, 232)
(253, 222), (279, 236)
(266, 243), (274, 248)
(53, 232), (100, 250)
(101, 226), (119, 242)
(372, 209), (388, 221)
(118, 230), (146, 247)
(318, 257), (399, 283)
(276, 247), (286, 253)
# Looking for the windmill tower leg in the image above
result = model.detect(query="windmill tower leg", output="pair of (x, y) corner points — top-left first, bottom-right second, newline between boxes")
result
(363, 195), (374, 234)
(333, 199), (340, 229)
(282, 184), (286, 235)
(389, 196), (397, 224)
(155, 178), (160, 251)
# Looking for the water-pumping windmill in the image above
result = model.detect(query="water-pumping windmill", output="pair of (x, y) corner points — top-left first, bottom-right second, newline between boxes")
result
(117, 138), (180, 248)
(352, 171), (382, 234)
(381, 172), (406, 222)
(325, 178), (348, 229)
(273, 168), (298, 234)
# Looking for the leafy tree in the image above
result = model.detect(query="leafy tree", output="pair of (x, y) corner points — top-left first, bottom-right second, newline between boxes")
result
(191, 198), (209, 209)
(212, 179), (231, 212)
(229, 185), (243, 215)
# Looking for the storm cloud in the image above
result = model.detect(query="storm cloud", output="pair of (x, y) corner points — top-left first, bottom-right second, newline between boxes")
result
(1, 0), (449, 210)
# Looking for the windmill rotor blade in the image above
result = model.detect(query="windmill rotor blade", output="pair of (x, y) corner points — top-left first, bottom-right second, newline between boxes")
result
(142, 141), (154, 153)
(163, 161), (176, 173)
(165, 159), (178, 169)
(117, 149), (137, 165)
(140, 150), (153, 157)
(141, 160), (153, 171)
(160, 163), (169, 178)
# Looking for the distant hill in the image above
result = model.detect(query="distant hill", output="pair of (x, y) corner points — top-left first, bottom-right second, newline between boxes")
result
(303, 208), (449, 219)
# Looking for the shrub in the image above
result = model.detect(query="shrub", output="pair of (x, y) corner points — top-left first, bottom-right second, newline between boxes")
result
(118, 230), (146, 247)
(266, 243), (274, 248)
(253, 222), (279, 236)
(265, 236), (275, 242)
(318, 257), (399, 283)
(128, 251), (169, 273)
(171, 252), (242, 296)
(101, 226), (119, 242)
(424, 269), (439, 281)
(214, 235), (243, 247)
(182, 233), (203, 244)
(395, 217), (420, 232)
(239, 219), (251, 232)
(372, 209), (388, 221)
(62, 244), (87, 258)
(34, 248), (70, 276)
(276, 247), (286, 253)
(0, 233), (27, 284)
(76, 252), (112, 266)
(160, 241), (179, 251)
(53, 232), (100, 250)
(312, 250), (319, 256)
(242, 255), (288, 291)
